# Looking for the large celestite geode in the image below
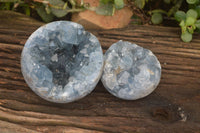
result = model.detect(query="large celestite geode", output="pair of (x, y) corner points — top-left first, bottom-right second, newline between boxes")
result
(101, 41), (161, 100)
(21, 21), (104, 103)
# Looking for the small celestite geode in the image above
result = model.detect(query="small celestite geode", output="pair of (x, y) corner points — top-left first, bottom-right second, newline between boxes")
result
(101, 41), (161, 100)
(21, 21), (104, 103)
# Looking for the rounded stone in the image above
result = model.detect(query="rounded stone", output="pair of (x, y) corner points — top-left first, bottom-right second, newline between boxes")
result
(21, 21), (104, 103)
(101, 41), (161, 100)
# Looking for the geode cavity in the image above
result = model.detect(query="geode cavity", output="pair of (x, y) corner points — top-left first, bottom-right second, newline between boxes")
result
(101, 41), (161, 100)
(21, 21), (104, 103)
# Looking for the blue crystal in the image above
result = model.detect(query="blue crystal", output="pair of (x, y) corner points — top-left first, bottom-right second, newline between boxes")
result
(101, 41), (161, 100)
(21, 21), (104, 103)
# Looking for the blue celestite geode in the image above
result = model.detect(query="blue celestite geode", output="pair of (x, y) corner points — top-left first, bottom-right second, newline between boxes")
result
(21, 21), (104, 103)
(101, 41), (161, 100)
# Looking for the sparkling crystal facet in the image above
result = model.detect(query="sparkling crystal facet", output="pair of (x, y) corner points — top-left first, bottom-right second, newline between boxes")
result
(101, 41), (161, 100)
(21, 21), (104, 103)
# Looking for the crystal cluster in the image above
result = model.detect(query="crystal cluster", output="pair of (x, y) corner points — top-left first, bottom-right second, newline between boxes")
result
(101, 41), (161, 100)
(21, 21), (104, 103)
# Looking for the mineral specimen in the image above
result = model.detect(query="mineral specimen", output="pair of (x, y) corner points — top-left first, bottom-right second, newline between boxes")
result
(21, 21), (104, 103)
(101, 41), (161, 100)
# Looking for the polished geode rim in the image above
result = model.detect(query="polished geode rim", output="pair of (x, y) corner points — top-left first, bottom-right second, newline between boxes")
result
(101, 40), (161, 100)
(21, 21), (104, 103)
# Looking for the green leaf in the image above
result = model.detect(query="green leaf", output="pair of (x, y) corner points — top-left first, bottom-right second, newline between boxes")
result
(135, 0), (146, 9)
(192, 24), (196, 30)
(181, 31), (192, 42)
(114, 0), (124, 9)
(151, 13), (163, 24)
(195, 5), (200, 17)
(179, 20), (185, 27)
(195, 20), (200, 29)
(186, 0), (197, 4)
(96, 2), (115, 16)
(186, 17), (196, 26)
(186, 9), (198, 19)
(36, 5), (54, 22)
(46, 0), (68, 18)
(174, 11), (186, 22)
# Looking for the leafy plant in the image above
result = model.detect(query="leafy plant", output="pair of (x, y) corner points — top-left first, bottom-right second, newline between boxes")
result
(0, 0), (125, 22)
(175, 1), (200, 42)
(148, 0), (184, 25)
(33, 0), (86, 22)
(0, 0), (86, 22)
(133, 0), (200, 42)
(95, 0), (124, 16)
(151, 12), (163, 24)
